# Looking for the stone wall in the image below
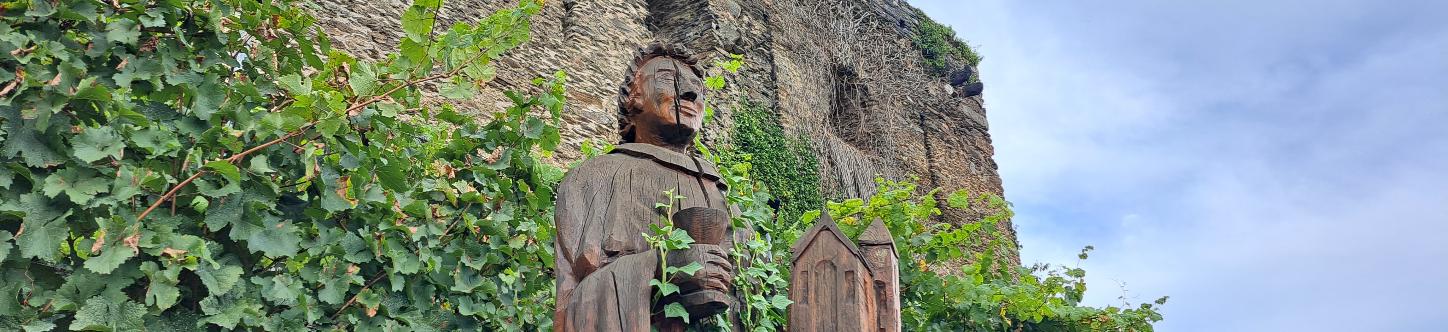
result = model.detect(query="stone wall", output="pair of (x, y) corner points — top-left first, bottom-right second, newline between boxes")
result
(309, 0), (1015, 264)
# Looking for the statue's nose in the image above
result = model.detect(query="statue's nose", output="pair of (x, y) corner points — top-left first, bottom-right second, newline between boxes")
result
(679, 90), (698, 102)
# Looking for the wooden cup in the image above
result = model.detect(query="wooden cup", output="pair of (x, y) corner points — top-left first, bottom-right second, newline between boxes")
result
(669, 207), (733, 315)
(671, 207), (729, 245)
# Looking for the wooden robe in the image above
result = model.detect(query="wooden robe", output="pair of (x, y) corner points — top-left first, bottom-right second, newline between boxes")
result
(552, 143), (748, 331)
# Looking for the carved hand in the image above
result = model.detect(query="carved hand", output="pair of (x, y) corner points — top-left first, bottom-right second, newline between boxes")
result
(664, 244), (734, 312)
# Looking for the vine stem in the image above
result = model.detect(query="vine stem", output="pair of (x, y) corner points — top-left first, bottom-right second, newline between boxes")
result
(135, 55), (484, 223)
(331, 272), (389, 320)
(135, 127), (309, 222)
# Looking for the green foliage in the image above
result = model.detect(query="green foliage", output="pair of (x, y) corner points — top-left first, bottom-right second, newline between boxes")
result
(0, 0), (1161, 330)
(694, 140), (794, 332)
(0, 0), (562, 330)
(717, 103), (822, 233)
(829, 179), (1167, 331)
(913, 16), (982, 75)
(644, 190), (701, 324)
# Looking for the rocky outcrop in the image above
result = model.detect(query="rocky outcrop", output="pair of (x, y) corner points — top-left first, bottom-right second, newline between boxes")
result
(310, 0), (1014, 264)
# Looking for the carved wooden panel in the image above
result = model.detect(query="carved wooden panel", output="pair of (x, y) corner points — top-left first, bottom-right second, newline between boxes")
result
(788, 218), (878, 331)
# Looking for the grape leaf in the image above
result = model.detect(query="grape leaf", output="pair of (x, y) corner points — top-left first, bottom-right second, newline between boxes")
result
(72, 126), (124, 163)
(105, 19), (141, 46)
(257, 275), (301, 306)
(242, 217), (301, 257)
(139, 11), (165, 28)
(7, 194), (69, 262)
(400, 6), (435, 43)
(204, 193), (243, 232)
(205, 160), (240, 182)
(248, 155), (276, 174)
(141, 262), (182, 310)
(42, 167), (110, 204)
(375, 161), (407, 192)
(276, 74), (311, 95)
(317, 276), (349, 304)
(70, 296), (146, 331)
(129, 126), (181, 156)
(83, 244), (136, 274)
(0, 231), (12, 262)
(1, 109), (66, 168)
(348, 63), (378, 96)
(197, 263), (243, 296)
(0, 166), (13, 189)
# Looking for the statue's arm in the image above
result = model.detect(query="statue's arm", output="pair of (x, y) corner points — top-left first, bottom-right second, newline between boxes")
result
(553, 163), (661, 331)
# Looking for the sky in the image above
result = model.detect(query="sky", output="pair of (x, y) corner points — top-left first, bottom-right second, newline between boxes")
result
(909, 0), (1448, 330)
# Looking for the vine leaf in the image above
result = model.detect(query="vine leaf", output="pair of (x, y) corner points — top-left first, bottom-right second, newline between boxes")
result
(203, 193), (243, 232)
(675, 261), (703, 276)
(197, 263), (244, 296)
(376, 161), (407, 192)
(105, 19), (141, 46)
(400, 6), (437, 43)
(141, 262), (182, 310)
(650, 279), (680, 297)
(1, 110), (66, 168)
(234, 216), (302, 258)
(42, 167), (110, 204)
(69, 296), (146, 331)
(248, 155), (276, 174)
(129, 126), (181, 156)
(10, 194), (69, 262)
(277, 74), (311, 95)
(348, 63), (379, 96)
(72, 126), (124, 163)
(83, 244), (136, 274)
(204, 160), (241, 182)
(664, 302), (690, 323)
(770, 295), (792, 310)
(0, 231), (12, 262)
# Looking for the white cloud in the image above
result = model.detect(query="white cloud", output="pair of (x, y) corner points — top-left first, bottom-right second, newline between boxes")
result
(911, 0), (1448, 330)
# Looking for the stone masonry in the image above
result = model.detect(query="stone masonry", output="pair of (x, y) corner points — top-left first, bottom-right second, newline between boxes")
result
(309, 0), (1016, 265)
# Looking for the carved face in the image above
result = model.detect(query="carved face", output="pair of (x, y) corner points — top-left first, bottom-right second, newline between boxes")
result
(627, 56), (705, 146)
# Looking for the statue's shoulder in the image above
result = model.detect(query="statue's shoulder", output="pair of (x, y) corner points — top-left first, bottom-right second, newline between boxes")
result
(610, 143), (723, 181)
(563, 152), (641, 182)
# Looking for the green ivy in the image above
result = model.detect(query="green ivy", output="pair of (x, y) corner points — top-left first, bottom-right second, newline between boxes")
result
(718, 103), (823, 232)
(913, 15), (982, 75)
(0, 0), (562, 330)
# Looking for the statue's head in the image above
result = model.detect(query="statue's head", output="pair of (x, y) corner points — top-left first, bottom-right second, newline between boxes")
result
(617, 43), (706, 148)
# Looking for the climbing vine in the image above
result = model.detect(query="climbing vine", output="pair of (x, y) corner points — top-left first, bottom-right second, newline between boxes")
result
(0, 0), (562, 330)
(0, 0), (1162, 331)
(717, 102), (823, 233)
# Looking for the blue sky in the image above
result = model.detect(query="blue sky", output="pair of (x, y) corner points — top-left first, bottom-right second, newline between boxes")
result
(910, 0), (1448, 330)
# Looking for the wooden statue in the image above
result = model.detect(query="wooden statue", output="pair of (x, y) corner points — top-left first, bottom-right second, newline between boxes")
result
(552, 43), (748, 332)
(788, 216), (900, 331)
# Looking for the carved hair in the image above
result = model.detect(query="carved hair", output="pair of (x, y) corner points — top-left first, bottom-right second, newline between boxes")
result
(617, 42), (704, 143)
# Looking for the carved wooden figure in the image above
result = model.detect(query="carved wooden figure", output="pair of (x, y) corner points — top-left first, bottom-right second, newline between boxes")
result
(551, 43), (748, 332)
(788, 215), (880, 331)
